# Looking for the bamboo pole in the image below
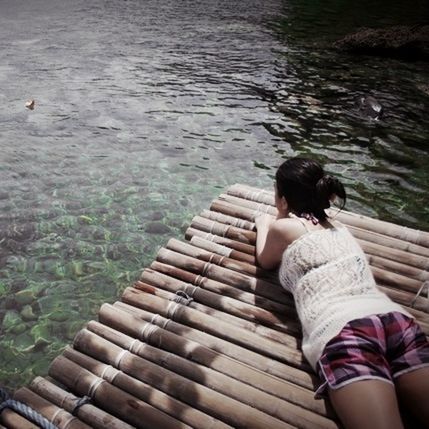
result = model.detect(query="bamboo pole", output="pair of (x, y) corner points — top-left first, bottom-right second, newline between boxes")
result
(72, 328), (296, 429)
(211, 198), (273, 221)
(185, 227), (255, 255)
(200, 209), (255, 230)
(216, 194), (276, 217)
(227, 184), (429, 248)
(117, 288), (304, 367)
(140, 268), (300, 340)
(108, 302), (316, 390)
(166, 238), (260, 277)
(191, 215), (256, 244)
(166, 238), (277, 282)
(87, 318), (330, 418)
(156, 247), (291, 306)
(366, 250), (429, 282)
(378, 285), (429, 315)
(147, 262), (295, 319)
(63, 346), (230, 429)
(48, 355), (189, 429)
(189, 234), (256, 264)
(14, 387), (90, 429)
(335, 211), (429, 248)
(133, 278), (301, 352)
(359, 238), (429, 271)
(347, 226), (429, 258)
(74, 327), (334, 429)
(30, 377), (133, 429)
(227, 184), (274, 206)
(0, 409), (39, 429)
(216, 191), (429, 256)
(377, 286), (429, 334)
(371, 266), (423, 294)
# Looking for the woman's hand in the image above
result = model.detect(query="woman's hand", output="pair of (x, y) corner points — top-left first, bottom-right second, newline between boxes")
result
(255, 213), (275, 230)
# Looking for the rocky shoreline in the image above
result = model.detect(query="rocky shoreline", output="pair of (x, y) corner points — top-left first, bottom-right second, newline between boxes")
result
(334, 24), (429, 61)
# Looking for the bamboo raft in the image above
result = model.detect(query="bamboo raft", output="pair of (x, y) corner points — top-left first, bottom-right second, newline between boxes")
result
(2, 183), (429, 429)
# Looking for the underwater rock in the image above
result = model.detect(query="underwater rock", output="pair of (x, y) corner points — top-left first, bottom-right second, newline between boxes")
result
(11, 323), (27, 335)
(25, 99), (35, 110)
(144, 221), (171, 235)
(358, 96), (383, 120)
(416, 83), (429, 97)
(21, 305), (38, 321)
(334, 25), (429, 61)
(4, 239), (26, 253)
(30, 323), (50, 342)
(2, 310), (22, 331)
(21, 337), (51, 353)
(149, 211), (165, 221)
(48, 310), (70, 322)
(2, 223), (36, 242)
(0, 282), (7, 297)
(14, 289), (36, 306)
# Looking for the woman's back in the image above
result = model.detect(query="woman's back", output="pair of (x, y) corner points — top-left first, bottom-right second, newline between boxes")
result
(277, 221), (410, 369)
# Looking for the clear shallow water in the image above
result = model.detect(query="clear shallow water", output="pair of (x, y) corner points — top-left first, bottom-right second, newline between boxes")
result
(0, 0), (428, 390)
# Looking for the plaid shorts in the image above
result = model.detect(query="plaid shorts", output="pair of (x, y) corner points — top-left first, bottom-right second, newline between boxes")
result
(315, 312), (429, 398)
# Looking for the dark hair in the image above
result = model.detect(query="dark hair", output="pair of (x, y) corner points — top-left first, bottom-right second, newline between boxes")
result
(275, 157), (346, 221)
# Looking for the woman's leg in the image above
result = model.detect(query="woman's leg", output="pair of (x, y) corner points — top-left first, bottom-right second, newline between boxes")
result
(395, 366), (429, 428)
(328, 379), (404, 429)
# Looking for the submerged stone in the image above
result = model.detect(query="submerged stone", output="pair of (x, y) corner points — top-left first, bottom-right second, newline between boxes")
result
(144, 221), (171, 235)
(11, 322), (27, 335)
(2, 310), (22, 331)
(334, 25), (429, 61)
(21, 305), (38, 321)
(30, 323), (51, 342)
(149, 211), (165, 221)
(14, 289), (36, 306)
(0, 282), (7, 297)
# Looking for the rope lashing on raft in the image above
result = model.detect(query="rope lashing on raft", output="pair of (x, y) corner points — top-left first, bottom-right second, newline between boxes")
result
(69, 395), (92, 416)
(172, 290), (195, 306)
(0, 387), (59, 429)
(411, 280), (429, 313)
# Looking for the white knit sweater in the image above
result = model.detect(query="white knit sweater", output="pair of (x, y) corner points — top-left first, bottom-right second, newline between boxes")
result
(278, 222), (411, 370)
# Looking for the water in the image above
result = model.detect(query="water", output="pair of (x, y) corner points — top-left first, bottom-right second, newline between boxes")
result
(1, 0), (428, 390)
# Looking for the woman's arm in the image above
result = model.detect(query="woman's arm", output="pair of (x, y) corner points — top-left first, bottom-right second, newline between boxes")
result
(255, 214), (288, 270)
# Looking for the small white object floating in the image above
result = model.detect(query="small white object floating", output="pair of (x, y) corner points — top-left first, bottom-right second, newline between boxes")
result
(25, 99), (35, 110)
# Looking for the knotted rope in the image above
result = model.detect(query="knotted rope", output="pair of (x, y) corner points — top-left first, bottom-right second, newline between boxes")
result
(0, 387), (59, 429)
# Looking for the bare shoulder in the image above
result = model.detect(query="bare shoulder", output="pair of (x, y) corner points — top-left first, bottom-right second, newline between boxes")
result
(271, 217), (308, 246)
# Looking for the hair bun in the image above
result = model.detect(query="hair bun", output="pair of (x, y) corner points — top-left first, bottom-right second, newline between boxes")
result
(315, 175), (333, 208)
(316, 174), (346, 208)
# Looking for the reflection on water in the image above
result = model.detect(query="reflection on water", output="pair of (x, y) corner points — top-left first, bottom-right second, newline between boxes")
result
(0, 0), (428, 389)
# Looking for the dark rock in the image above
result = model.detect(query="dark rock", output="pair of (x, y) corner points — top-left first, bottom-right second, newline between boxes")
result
(144, 221), (171, 235)
(2, 223), (36, 241)
(358, 96), (383, 120)
(334, 25), (429, 61)
(149, 211), (165, 221)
